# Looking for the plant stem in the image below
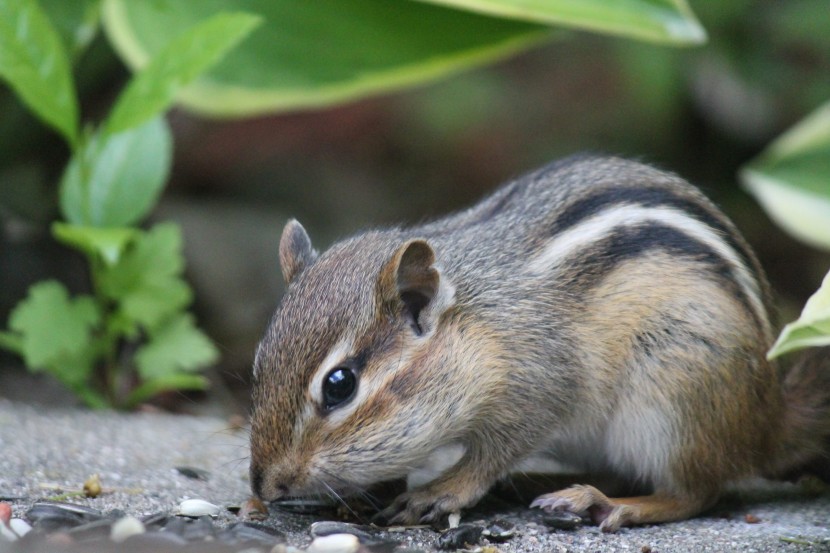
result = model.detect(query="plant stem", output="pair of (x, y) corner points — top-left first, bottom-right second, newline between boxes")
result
(87, 252), (119, 407)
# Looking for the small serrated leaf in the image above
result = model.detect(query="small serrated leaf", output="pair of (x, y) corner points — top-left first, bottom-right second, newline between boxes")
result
(135, 314), (218, 380)
(8, 280), (99, 370)
(0, 0), (79, 146)
(99, 223), (191, 331)
(52, 222), (137, 265)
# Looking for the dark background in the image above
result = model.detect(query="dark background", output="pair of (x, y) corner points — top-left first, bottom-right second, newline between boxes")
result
(1, 1), (829, 412)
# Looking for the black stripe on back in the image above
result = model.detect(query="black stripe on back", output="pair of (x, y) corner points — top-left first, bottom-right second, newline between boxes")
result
(550, 187), (757, 277)
(564, 223), (762, 329)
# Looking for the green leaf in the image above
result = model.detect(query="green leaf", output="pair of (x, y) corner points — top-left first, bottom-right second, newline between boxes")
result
(52, 222), (138, 265)
(135, 314), (218, 380)
(98, 223), (191, 332)
(104, 11), (261, 134)
(59, 116), (172, 227)
(742, 102), (830, 250)
(0, 331), (23, 354)
(101, 0), (551, 116)
(768, 269), (830, 359)
(124, 373), (209, 408)
(40, 0), (100, 58)
(0, 0), (80, 146)
(7, 280), (99, 371)
(412, 0), (706, 45)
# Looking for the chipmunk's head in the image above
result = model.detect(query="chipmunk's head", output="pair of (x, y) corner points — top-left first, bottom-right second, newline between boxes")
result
(249, 220), (456, 502)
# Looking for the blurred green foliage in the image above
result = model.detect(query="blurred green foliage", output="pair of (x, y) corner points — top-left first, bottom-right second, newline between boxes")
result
(0, 0), (828, 406)
(0, 1), (259, 407)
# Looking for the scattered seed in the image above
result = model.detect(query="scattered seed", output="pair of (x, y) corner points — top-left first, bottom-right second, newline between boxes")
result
(483, 519), (515, 542)
(176, 499), (221, 518)
(175, 466), (210, 481)
(310, 521), (374, 542)
(307, 533), (360, 553)
(110, 516), (145, 543)
(220, 521), (286, 546)
(272, 497), (335, 514)
(448, 512), (461, 529)
(66, 518), (116, 542)
(641, 546), (653, 553)
(0, 503), (10, 526)
(745, 513), (760, 524)
(437, 524), (484, 550)
(542, 510), (583, 531)
(26, 501), (104, 531)
(183, 515), (216, 541)
(83, 474), (102, 498)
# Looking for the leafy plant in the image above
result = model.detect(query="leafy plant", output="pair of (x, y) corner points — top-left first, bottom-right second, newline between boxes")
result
(100, 0), (704, 116)
(0, 0), (261, 408)
(741, 101), (830, 359)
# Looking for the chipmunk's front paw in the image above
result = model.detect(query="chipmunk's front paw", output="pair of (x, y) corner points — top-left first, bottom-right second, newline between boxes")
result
(531, 484), (635, 533)
(377, 488), (466, 526)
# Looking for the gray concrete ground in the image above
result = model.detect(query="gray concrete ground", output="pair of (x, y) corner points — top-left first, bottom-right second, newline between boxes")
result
(1, 398), (829, 552)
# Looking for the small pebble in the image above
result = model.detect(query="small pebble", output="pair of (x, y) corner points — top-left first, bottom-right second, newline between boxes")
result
(436, 524), (484, 550)
(745, 513), (760, 524)
(0, 502), (11, 525)
(110, 515), (145, 543)
(543, 510), (583, 530)
(0, 522), (17, 542)
(177, 499), (221, 518)
(307, 533), (360, 553)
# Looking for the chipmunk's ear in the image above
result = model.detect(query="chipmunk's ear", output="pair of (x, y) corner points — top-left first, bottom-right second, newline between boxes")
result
(279, 219), (318, 284)
(379, 239), (455, 336)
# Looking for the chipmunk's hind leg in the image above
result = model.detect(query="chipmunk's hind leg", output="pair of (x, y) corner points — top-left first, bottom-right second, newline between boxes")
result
(531, 485), (716, 532)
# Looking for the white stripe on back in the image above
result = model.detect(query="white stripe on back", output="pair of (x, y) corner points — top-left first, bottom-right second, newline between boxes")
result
(527, 204), (768, 334)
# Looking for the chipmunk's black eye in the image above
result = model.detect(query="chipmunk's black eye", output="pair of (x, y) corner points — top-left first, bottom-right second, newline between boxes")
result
(323, 367), (357, 410)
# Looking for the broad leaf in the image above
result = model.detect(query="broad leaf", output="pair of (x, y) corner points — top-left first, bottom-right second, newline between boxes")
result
(135, 314), (219, 380)
(0, 0), (79, 146)
(768, 269), (830, 358)
(98, 223), (192, 332)
(7, 280), (99, 371)
(59, 116), (172, 227)
(40, 0), (100, 58)
(52, 222), (137, 265)
(413, 0), (706, 45)
(105, 11), (261, 134)
(101, 0), (550, 116)
(742, 101), (830, 250)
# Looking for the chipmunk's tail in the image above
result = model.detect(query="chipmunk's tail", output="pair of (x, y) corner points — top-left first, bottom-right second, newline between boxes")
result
(768, 346), (830, 481)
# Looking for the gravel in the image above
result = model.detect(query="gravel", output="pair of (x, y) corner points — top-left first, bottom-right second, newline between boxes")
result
(1, 398), (829, 552)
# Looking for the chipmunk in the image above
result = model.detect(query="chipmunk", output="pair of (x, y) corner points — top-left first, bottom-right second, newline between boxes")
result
(248, 155), (830, 532)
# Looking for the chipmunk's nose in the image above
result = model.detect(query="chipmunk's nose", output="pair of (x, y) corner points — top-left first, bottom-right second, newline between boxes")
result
(250, 462), (295, 500)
